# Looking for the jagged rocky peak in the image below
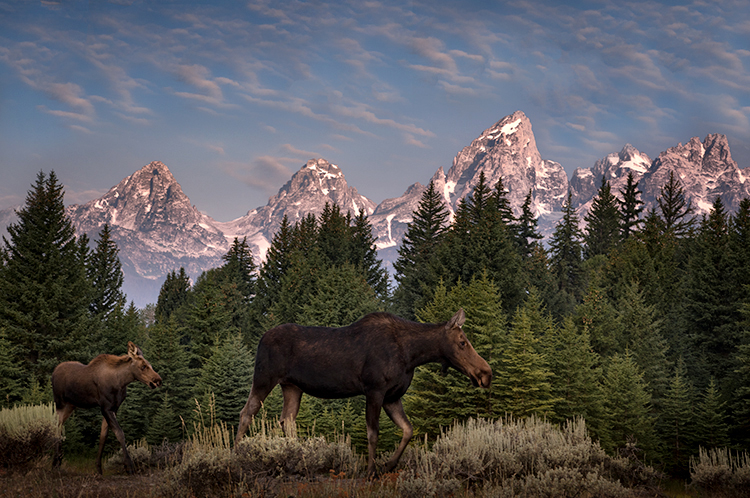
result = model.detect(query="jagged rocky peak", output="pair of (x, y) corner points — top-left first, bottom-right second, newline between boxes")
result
(570, 144), (652, 208)
(446, 110), (568, 218)
(240, 158), (377, 240)
(640, 133), (748, 213)
(69, 160), (202, 233)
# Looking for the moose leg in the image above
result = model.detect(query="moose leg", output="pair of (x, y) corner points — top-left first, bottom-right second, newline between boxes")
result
(101, 409), (133, 475)
(280, 383), (303, 436)
(365, 393), (384, 478)
(382, 399), (414, 473)
(235, 382), (276, 446)
(95, 417), (109, 475)
(53, 404), (75, 469)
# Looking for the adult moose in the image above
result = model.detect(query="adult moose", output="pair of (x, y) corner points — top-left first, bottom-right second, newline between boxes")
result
(235, 309), (492, 477)
(51, 341), (162, 474)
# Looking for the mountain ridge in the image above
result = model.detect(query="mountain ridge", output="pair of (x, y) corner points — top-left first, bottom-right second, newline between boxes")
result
(3, 112), (747, 306)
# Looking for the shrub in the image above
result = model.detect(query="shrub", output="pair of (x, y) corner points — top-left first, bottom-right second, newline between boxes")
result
(690, 447), (750, 498)
(0, 402), (61, 468)
(104, 438), (184, 473)
(397, 416), (656, 497)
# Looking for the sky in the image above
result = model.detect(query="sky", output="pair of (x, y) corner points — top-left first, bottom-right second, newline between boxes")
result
(1, 0), (749, 222)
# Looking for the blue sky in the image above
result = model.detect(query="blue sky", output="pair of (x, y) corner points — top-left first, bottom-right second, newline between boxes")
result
(1, 0), (748, 222)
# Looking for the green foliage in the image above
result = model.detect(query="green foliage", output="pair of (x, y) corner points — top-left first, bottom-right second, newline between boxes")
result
(657, 358), (697, 474)
(690, 447), (750, 498)
(87, 224), (126, 319)
(600, 351), (656, 456)
(0, 329), (25, 408)
(393, 180), (450, 319)
(584, 177), (622, 258)
(155, 268), (190, 324)
(0, 171), (93, 384)
(619, 172), (644, 239)
(548, 191), (585, 313)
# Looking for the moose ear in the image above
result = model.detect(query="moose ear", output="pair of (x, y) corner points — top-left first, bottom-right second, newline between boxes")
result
(447, 309), (466, 330)
(127, 341), (138, 359)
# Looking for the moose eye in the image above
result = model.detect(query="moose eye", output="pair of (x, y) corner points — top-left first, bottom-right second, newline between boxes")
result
(460, 341), (467, 348)
(141, 365), (148, 371)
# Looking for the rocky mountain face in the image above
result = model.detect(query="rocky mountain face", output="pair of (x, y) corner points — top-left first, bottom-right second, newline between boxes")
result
(2, 113), (747, 306)
(370, 111), (569, 248)
(66, 161), (231, 303)
(569, 134), (749, 217)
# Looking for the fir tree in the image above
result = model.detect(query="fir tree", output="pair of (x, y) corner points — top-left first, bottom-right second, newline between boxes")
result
(253, 215), (295, 317)
(685, 197), (738, 383)
(350, 209), (389, 299)
(496, 301), (557, 417)
(194, 334), (253, 428)
(220, 237), (256, 300)
(546, 317), (605, 437)
(517, 189), (543, 259)
(619, 172), (644, 239)
(600, 351), (657, 456)
(155, 268), (191, 324)
(392, 180), (450, 319)
(548, 191), (584, 312)
(0, 171), (92, 382)
(657, 171), (695, 236)
(88, 224), (126, 318)
(146, 393), (183, 443)
(297, 263), (383, 327)
(0, 328), (25, 407)
(695, 377), (729, 449)
(584, 177), (621, 258)
(658, 358), (696, 474)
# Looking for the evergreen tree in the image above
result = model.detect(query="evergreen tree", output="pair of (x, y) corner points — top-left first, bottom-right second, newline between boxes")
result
(146, 393), (183, 443)
(350, 209), (390, 300)
(695, 377), (729, 449)
(548, 191), (585, 313)
(0, 328), (25, 407)
(657, 358), (696, 474)
(575, 285), (623, 358)
(546, 317), (605, 437)
(433, 172), (524, 313)
(220, 237), (256, 300)
(600, 351), (656, 456)
(88, 224), (126, 318)
(392, 180), (450, 319)
(517, 189), (543, 259)
(657, 171), (695, 236)
(297, 263), (383, 327)
(155, 268), (191, 324)
(685, 197), (738, 384)
(619, 172), (644, 239)
(253, 215), (295, 317)
(496, 300), (556, 417)
(584, 177), (621, 258)
(194, 334), (253, 429)
(0, 171), (92, 383)
(617, 281), (671, 406)
(317, 203), (351, 268)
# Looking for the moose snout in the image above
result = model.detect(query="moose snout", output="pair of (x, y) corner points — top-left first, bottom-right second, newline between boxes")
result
(149, 376), (163, 389)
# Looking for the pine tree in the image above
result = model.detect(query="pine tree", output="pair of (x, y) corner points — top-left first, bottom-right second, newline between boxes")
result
(584, 177), (621, 258)
(0, 171), (92, 383)
(253, 215), (295, 317)
(317, 203), (351, 268)
(297, 263), (383, 327)
(619, 172), (644, 239)
(0, 328), (25, 407)
(220, 237), (256, 300)
(393, 180), (450, 319)
(194, 334), (253, 428)
(695, 377), (729, 449)
(146, 393), (183, 443)
(600, 351), (656, 456)
(496, 301), (556, 417)
(546, 317), (605, 437)
(350, 209), (389, 299)
(88, 224), (126, 318)
(685, 197), (737, 383)
(658, 358), (696, 474)
(575, 285), (623, 358)
(657, 171), (695, 236)
(155, 268), (191, 324)
(548, 191), (584, 312)
(517, 189), (543, 259)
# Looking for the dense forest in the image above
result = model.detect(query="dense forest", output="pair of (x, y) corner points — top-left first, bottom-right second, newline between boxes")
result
(1, 169), (749, 478)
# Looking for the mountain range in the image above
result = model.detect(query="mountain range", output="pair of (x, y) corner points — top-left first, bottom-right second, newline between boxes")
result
(2, 111), (747, 306)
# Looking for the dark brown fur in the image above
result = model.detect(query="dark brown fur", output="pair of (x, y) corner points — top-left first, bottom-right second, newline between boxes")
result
(235, 309), (492, 477)
(51, 341), (162, 474)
